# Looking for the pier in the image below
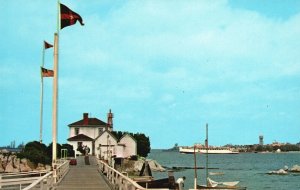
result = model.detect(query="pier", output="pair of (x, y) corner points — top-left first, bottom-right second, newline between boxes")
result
(0, 156), (110, 190)
(55, 156), (111, 190)
(1, 156), (167, 190)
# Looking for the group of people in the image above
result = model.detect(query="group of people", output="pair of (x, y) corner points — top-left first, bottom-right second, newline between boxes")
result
(82, 145), (90, 156)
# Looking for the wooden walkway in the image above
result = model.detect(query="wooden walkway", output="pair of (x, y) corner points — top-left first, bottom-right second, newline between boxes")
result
(55, 156), (111, 190)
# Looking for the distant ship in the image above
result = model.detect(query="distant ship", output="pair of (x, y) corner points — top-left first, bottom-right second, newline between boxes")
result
(179, 144), (239, 154)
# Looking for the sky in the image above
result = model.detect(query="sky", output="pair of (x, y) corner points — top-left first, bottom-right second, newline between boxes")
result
(0, 0), (299, 149)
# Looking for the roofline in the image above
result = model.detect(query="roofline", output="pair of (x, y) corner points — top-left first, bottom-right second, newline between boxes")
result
(67, 117), (108, 126)
(94, 130), (118, 142)
(68, 125), (109, 127)
(119, 133), (137, 143)
(67, 134), (94, 141)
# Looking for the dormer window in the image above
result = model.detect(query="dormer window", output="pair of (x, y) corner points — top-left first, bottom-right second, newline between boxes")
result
(75, 128), (80, 135)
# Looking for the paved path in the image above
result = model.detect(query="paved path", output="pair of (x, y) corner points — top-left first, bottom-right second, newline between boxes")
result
(55, 156), (111, 190)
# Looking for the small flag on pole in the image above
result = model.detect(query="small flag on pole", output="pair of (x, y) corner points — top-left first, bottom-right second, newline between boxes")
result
(60, 3), (84, 29)
(41, 67), (54, 77)
(44, 41), (53, 49)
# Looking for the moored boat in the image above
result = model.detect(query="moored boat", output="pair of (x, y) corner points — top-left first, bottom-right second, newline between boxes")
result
(196, 177), (246, 189)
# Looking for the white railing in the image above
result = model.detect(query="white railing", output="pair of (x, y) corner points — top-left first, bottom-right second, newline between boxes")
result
(0, 160), (69, 190)
(0, 170), (49, 190)
(98, 160), (169, 190)
(55, 159), (69, 184)
(22, 171), (53, 190)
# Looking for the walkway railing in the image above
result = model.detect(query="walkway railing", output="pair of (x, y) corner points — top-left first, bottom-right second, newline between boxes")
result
(98, 160), (169, 190)
(0, 159), (69, 190)
(55, 159), (70, 184)
(22, 171), (53, 190)
(0, 171), (48, 190)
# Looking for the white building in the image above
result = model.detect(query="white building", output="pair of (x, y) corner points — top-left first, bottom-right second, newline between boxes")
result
(94, 130), (118, 160)
(94, 131), (137, 159)
(67, 110), (137, 159)
(118, 134), (137, 158)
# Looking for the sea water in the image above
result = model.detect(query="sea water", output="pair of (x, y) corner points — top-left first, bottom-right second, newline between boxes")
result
(148, 150), (300, 190)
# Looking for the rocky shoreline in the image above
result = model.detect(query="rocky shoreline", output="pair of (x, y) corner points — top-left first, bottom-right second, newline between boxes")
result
(0, 154), (51, 173)
(121, 159), (165, 174)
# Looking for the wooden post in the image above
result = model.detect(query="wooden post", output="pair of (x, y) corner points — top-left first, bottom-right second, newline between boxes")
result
(206, 123), (209, 187)
(194, 145), (197, 189)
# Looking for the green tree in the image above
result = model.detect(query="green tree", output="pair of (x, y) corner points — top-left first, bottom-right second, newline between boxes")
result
(255, 145), (263, 152)
(61, 144), (75, 157)
(17, 141), (51, 165)
(133, 133), (151, 157)
(281, 144), (300, 152)
(265, 145), (273, 152)
(46, 143), (62, 159)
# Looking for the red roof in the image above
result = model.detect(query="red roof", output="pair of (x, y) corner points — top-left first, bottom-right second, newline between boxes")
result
(68, 117), (107, 126)
(67, 134), (94, 141)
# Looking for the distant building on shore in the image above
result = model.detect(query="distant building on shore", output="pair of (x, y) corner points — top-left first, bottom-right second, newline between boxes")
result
(259, 135), (264, 146)
(271, 141), (285, 147)
(67, 110), (137, 159)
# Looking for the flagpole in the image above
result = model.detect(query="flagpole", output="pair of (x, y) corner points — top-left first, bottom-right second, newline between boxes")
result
(52, 0), (60, 168)
(52, 33), (58, 161)
(39, 44), (45, 144)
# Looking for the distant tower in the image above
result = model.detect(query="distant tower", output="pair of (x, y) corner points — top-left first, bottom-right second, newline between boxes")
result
(107, 109), (114, 131)
(259, 135), (264, 146)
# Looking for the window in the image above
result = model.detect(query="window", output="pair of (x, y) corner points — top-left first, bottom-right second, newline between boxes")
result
(75, 128), (80, 135)
(98, 128), (103, 136)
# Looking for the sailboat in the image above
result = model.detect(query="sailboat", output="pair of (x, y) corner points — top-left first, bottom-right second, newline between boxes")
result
(194, 124), (247, 190)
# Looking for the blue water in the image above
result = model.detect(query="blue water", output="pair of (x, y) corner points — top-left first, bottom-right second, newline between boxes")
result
(148, 150), (300, 190)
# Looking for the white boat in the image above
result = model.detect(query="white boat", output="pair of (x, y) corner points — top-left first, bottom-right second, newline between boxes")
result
(179, 145), (239, 154)
(196, 177), (246, 190)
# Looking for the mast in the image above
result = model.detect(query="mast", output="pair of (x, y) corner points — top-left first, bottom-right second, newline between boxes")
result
(193, 145), (197, 189)
(206, 123), (209, 186)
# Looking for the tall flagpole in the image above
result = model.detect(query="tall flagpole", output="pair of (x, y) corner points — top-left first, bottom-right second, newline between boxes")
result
(52, 0), (60, 166)
(52, 33), (58, 164)
(40, 43), (45, 144)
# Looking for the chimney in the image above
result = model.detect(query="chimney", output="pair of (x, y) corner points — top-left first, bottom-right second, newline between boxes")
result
(83, 113), (89, 125)
(107, 109), (113, 130)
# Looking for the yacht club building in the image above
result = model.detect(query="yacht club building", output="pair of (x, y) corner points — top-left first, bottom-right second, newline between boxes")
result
(67, 110), (137, 159)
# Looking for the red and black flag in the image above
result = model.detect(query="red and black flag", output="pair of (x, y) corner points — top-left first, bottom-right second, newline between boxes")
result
(41, 67), (54, 77)
(60, 3), (84, 29)
(44, 41), (53, 49)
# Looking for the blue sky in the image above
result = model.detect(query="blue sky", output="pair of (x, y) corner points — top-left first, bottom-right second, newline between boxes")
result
(1, 0), (299, 149)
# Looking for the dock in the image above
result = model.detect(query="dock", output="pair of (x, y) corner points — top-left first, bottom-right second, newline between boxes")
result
(1, 156), (148, 190)
(55, 156), (111, 190)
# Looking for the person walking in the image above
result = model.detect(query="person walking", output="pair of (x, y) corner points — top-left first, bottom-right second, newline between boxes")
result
(177, 176), (186, 190)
